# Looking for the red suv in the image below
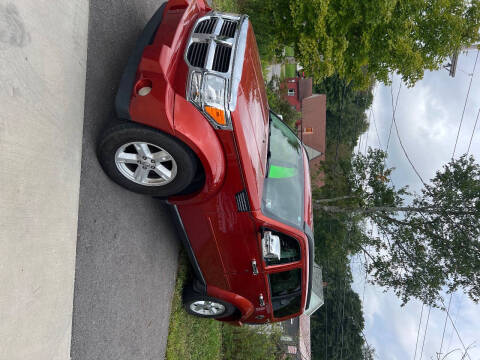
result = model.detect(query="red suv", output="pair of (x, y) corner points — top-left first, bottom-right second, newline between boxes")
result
(98, 0), (323, 325)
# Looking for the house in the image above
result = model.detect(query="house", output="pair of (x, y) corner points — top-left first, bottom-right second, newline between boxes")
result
(283, 77), (313, 111)
(299, 94), (327, 188)
(282, 76), (326, 188)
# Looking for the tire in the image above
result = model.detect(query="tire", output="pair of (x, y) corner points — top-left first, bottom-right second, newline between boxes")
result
(183, 285), (236, 319)
(98, 121), (198, 197)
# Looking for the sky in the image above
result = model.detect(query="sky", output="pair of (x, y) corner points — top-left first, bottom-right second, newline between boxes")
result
(351, 49), (480, 360)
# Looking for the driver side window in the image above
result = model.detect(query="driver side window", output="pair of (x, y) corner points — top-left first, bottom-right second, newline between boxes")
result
(264, 230), (301, 266)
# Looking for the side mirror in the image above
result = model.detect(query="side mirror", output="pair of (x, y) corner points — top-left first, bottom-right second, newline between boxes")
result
(262, 231), (281, 260)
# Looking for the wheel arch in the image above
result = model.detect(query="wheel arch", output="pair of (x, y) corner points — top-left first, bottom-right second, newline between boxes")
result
(207, 285), (255, 322)
(170, 95), (226, 204)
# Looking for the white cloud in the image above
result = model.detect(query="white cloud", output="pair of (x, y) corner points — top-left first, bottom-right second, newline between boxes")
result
(352, 50), (480, 360)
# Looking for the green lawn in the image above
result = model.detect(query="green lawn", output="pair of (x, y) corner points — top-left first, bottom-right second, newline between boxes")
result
(165, 253), (283, 360)
(284, 46), (294, 57)
(165, 253), (223, 360)
(285, 63), (296, 78)
(212, 0), (239, 12)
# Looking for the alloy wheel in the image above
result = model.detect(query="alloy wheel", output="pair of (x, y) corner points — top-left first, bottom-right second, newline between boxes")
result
(189, 300), (226, 316)
(114, 141), (177, 186)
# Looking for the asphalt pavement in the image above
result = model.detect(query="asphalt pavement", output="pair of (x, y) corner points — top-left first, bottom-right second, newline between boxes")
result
(70, 1), (180, 359)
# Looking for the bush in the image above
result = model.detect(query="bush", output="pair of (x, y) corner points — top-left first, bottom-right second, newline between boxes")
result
(222, 324), (282, 360)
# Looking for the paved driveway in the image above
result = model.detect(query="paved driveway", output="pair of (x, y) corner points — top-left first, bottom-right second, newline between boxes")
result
(70, 1), (180, 359)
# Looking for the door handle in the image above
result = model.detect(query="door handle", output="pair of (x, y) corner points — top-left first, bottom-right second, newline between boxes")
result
(259, 293), (265, 306)
(251, 259), (259, 275)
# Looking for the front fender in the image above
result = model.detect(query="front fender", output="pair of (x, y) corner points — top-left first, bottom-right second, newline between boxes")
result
(170, 95), (226, 205)
(207, 285), (255, 322)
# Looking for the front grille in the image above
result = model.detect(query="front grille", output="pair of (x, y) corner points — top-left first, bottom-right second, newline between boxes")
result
(212, 44), (232, 73)
(235, 190), (250, 212)
(186, 42), (209, 68)
(219, 20), (237, 38)
(194, 18), (217, 34)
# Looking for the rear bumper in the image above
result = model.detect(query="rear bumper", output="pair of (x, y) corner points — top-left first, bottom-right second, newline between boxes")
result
(115, 3), (167, 120)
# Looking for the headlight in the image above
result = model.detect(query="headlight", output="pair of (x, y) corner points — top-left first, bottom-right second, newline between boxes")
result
(188, 72), (229, 127)
(204, 74), (227, 126)
(189, 72), (202, 107)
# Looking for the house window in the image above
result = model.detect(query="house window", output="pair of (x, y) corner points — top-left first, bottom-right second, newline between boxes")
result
(304, 127), (313, 134)
(288, 88), (295, 96)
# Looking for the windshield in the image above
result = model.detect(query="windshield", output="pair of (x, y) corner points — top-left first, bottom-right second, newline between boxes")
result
(261, 112), (304, 229)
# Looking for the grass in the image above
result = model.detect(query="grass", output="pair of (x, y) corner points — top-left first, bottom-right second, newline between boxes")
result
(284, 46), (294, 57)
(212, 0), (240, 12)
(165, 253), (283, 360)
(285, 63), (296, 78)
(165, 253), (223, 360)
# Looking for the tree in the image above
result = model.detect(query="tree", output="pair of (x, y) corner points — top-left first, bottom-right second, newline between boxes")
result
(362, 344), (376, 360)
(266, 76), (301, 130)
(315, 150), (480, 307)
(243, 0), (480, 88)
(311, 263), (373, 360)
(314, 75), (373, 150)
(222, 323), (282, 360)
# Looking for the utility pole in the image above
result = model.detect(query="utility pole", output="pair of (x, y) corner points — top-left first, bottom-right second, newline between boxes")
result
(446, 44), (479, 77)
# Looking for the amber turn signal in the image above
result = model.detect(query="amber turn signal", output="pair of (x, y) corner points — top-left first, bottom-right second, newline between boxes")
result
(205, 106), (226, 126)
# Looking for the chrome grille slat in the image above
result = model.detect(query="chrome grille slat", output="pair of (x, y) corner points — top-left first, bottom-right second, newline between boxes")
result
(194, 18), (217, 34)
(220, 20), (237, 38)
(208, 19), (217, 33)
(187, 42), (209, 68)
(212, 43), (232, 73)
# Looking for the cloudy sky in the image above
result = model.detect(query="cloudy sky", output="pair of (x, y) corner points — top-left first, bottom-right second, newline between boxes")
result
(351, 49), (480, 360)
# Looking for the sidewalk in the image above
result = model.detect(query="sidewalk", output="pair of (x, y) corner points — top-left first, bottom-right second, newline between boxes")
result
(0, 1), (89, 359)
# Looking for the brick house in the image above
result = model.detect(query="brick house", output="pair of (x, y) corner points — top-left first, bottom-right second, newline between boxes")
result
(299, 94), (326, 188)
(282, 77), (326, 188)
(283, 77), (313, 111)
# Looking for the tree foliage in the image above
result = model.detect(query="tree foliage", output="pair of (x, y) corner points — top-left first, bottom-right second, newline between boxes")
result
(311, 263), (372, 360)
(243, 0), (480, 88)
(266, 77), (301, 130)
(315, 150), (480, 307)
(222, 324), (282, 360)
(314, 75), (373, 150)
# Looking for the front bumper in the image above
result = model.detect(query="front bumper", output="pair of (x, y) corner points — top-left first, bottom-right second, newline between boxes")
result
(115, 3), (167, 120)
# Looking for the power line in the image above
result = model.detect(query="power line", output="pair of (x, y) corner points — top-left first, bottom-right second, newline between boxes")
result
(387, 81), (402, 152)
(372, 110), (383, 149)
(389, 84), (427, 186)
(439, 294), (453, 358)
(440, 298), (473, 360)
(413, 304), (425, 360)
(324, 261), (328, 360)
(333, 83), (348, 172)
(452, 49), (479, 159)
(364, 115), (370, 154)
(339, 232), (350, 360)
(467, 108), (480, 155)
(445, 300), (458, 357)
(358, 85), (377, 155)
(382, 80), (474, 360)
(419, 306), (432, 360)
